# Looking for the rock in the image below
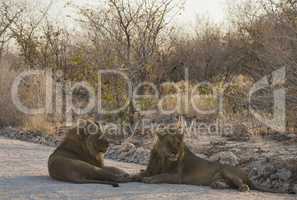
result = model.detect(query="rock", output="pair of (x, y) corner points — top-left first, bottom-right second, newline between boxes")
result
(275, 168), (292, 181)
(107, 144), (151, 164)
(247, 158), (295, 194)
(0, 127), (60, 147)
(134, 147), (150, 164)
(225, 124), (250, 141)
(263, 165), (276, 177)
(121, 142), (136, 152)
(252, 162), (276, 177)
(9, 132), (15, 138)
(209, 151), (239, 166)
(291, 184), (297, 194)
(270, 133), (296, 142)
(231, 148), (241, 154)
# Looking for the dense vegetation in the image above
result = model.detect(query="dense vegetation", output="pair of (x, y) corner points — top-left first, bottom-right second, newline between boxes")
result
(0, 0), (296, 133)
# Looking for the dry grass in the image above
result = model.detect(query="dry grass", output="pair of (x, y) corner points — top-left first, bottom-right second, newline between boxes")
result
(23, 115), (56, 135)
(0, 60), (295, 137)
(0, 60), (24, 127)
(159, 81), (219, 120)
(0, 57), (57, 134)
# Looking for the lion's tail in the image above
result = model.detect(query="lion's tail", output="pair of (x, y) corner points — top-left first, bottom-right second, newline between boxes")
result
(76, 179), (119, 187)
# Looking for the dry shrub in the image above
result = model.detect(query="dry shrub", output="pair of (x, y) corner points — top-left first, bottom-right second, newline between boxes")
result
(0, 58), (56, 134)
(159, 81), (219, 121)
(0, 60), (24, 127)
(287, 110), (297, 133)
(16, 71), (57, 134)
(23, 115), (56, 135)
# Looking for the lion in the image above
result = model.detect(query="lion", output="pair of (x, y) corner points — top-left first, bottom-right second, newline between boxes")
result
(48, 120), (131, 187)
(139, 128), (280, 193)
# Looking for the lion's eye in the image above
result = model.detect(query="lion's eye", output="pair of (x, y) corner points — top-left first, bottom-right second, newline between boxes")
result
(97, 135), (102, 140)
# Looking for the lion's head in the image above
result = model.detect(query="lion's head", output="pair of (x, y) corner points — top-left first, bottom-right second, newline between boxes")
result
(64, 119), (110, 160)
(155, 129), (185, 162)
(85, 131), (109, 159)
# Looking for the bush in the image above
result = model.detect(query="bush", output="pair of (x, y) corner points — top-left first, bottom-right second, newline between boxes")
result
(0, 60), (24, 127)
(0, 57), (56, 134)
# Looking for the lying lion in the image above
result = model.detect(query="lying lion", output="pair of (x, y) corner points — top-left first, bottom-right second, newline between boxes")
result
(48, 121), (131, 187)
(139, 129), (279, 193)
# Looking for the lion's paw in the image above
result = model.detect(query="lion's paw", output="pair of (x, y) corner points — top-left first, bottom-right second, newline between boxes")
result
(210, 181), (229, 190)
(142, 177), (157, 184)
(239, 184), (250, 192)
(115, 173), (130, 182)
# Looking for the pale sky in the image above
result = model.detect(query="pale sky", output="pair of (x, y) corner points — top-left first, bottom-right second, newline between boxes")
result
(179, 0), (226, 24)
(40, 0), (227, 26)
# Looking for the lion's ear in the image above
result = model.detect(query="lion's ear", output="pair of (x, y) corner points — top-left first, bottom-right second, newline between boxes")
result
(77, 119), (90, 136)
(77, 126), (88, 138)
(176, 116), (186, 129)
(156, 131), (165, 140)
(177, 133), (184, 141)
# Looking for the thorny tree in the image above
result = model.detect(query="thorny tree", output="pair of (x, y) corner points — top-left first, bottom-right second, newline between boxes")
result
(80, 0), (184, 125)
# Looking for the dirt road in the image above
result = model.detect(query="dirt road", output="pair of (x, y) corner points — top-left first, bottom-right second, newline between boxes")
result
(0, 137), (295, 200)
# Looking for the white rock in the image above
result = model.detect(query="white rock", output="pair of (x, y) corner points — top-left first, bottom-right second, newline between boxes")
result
(209, 151), (240, 166)
(121, 143), (136, 152)
(276, 168), (292, 181)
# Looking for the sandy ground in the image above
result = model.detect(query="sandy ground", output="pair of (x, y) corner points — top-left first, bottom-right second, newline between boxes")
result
(0, 137), (296, 200)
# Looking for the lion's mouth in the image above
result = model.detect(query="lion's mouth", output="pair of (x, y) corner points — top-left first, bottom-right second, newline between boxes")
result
(96, 153), (104, 161)
(98, 147), (108, 154)
(168, 153), (179, 161)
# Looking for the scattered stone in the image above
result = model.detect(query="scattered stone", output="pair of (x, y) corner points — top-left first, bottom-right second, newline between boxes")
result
(291, 184), (297, 194)
(288, 134), (296, 139)
(226, 124), (250, 141)
(209, 151), (240, 166)
(121, 142), (136, 152)
(0, 127), (59, 147)
(269, 133), (297, 142)
(275, 168), (292, 182)
(105, 143), (150, 165)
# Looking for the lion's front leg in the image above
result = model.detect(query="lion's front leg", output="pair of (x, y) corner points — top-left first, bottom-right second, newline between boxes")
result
(210, 180), (230, 190)
(221, 169), (250, 192)
(102, 166), (131, 182)
(128, 169), (146, 182)
(142, 173), (181, 184)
